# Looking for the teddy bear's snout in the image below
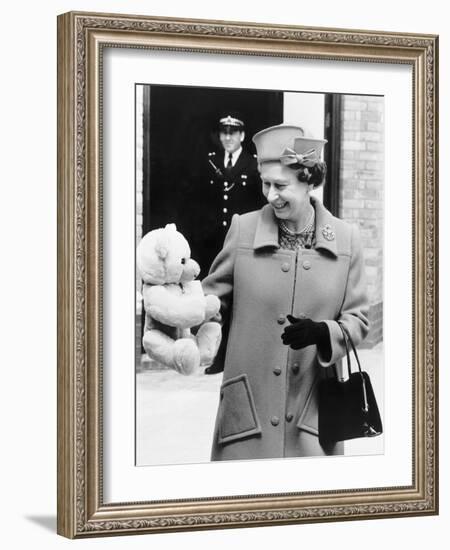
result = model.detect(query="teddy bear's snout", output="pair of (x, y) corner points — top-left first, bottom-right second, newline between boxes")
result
(180, 258), (201, 282)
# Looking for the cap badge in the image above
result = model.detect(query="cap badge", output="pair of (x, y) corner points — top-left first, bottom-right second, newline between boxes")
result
(219, 115), (244, 127)
(321, 224), (335, 241)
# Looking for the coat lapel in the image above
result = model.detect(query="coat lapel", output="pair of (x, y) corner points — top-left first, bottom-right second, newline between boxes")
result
(253, 205), (280, 250)
(232, 150), (246, 173)
(310, 196), (338, 257)
(227, 150), (250, 179)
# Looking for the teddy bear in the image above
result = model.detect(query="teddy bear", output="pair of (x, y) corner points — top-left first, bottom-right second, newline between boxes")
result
(137, 223), (222, 375)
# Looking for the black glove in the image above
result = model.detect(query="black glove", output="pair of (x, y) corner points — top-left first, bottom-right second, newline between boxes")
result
(281, 315), (330, 356)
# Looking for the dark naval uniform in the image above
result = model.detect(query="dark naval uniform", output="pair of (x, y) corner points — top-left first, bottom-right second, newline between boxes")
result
(191, 148), (265, 277)
(208, 149), (264, 229)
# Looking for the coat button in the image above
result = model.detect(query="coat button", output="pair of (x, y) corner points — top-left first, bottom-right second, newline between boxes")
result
(286, 413), (294, 423)
(277, 315), (286, 325)
(273, 367), (282, 376)
(281, 262), (290, 272)
(302, 260), (311, 270)
(291, 363), (299, 374)
(271, 416), (280, 426)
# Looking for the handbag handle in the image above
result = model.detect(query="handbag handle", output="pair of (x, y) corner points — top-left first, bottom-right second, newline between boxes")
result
(338, 322), (363, 375)
(337, 322), (369, 413)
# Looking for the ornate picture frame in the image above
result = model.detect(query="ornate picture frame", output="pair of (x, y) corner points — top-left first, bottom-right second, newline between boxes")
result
(57, 11), (438, 538)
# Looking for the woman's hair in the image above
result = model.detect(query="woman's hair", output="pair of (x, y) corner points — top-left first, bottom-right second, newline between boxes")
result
(288, 161), (327, 188)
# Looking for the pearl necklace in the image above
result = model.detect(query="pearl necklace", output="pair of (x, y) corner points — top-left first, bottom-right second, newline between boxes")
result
(279, 207), (315, 235)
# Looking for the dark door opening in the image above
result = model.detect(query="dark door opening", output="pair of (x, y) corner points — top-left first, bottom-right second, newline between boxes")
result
(142, 84), (283, 272)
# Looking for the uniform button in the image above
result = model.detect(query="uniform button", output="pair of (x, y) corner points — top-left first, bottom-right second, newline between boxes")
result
(224, 194), (228, 200)
(210, 180), (214, 185)
(223, 221), (227, 227)
(281, 262), (290, 272)
(286, 413), (294, 423)
(277, 315), (286, 325)
(273, 367), (282, 376)
(271, 416), (280, 426)
(223, 208), (228, 213)
(242, 182), (246, 186)
(302, 260), (311, 270)
(291, 363), (299, 374)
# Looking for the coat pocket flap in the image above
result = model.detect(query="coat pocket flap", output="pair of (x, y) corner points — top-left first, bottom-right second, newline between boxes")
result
(217, 374), (262, 445)
(296, 378), (319, 436)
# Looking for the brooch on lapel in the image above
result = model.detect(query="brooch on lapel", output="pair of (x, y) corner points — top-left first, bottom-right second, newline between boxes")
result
(321, 224), (335, 241)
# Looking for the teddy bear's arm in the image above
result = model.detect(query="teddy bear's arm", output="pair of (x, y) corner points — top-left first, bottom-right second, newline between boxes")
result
(204, 294), (221, 320)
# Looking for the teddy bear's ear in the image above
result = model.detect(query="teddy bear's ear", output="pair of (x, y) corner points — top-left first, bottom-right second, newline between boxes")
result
(155, 238), (169, 260)
(155, 224), (179, 259)
(156, 223), (180, 259)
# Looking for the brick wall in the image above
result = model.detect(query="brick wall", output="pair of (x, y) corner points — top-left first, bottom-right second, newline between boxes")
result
(339, 95), (384, 347)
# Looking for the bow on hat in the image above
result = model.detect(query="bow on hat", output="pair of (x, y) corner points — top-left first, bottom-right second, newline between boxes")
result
(280, 147), (318, 168)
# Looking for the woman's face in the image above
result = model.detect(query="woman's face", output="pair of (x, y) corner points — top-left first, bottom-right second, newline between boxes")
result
(260, 162), (311, 222)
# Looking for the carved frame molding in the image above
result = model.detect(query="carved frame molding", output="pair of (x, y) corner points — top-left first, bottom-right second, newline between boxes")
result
(57, 12), (438, 538)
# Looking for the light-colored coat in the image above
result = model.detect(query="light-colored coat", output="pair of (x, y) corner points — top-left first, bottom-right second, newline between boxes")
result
(202, 197), (369, 461)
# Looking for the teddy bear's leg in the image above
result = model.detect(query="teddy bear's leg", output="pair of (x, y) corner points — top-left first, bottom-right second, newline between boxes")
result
(196, 322), (222, 367)
(172, 339), (200, 375)
(142, 329), (175, 368)
(143, 329), (200, 375)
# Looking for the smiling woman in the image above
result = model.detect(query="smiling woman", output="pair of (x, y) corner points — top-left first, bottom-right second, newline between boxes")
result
(202, 123), (370, 460)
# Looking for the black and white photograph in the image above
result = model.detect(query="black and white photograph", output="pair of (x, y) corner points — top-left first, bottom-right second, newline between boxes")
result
(135, 84), (385, 466)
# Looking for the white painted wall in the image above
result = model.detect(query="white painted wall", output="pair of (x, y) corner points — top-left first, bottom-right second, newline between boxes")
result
(284, 92), (326, 201)
(284, 92), (326, 139)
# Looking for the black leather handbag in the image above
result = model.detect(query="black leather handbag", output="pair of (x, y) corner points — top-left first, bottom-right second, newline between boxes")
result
(318, 323), (383, 446)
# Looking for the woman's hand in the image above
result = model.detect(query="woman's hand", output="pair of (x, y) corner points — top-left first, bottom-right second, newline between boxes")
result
(281, 315), (330, 351)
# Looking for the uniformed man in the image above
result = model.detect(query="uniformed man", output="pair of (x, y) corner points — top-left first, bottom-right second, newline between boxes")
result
(209, 114), (263, 222)
(201, 114), (265, 374)
(196, 113), (264, 263)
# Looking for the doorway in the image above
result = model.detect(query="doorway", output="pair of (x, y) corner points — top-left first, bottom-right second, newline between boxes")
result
(142, 84), (284, 242)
